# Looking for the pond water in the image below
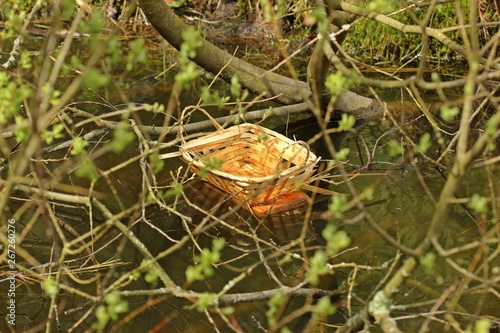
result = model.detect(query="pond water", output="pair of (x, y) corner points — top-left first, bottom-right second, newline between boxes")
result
(2, 40), (499, 333)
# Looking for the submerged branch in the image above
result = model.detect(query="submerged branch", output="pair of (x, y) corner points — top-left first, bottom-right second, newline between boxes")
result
(118, 286), (340, 305)
(37, 102), (312, 156)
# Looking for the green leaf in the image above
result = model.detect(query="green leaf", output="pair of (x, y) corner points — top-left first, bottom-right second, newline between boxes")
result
(230, 75), (242, 98)
(41, 83), (61, 106)
(468, 194), (487, 214)
(185, 265), (202, 283)
(325, 72), (349, 96)
(144, 266), (159, 287)
(197, 158), (223, 179)
(335, 148), (350, 161)
(388, 139), (404, 157)
(322, 223), (351, 256)
(212, 237), (225, 252)
(165, 182), (183, 198)
(338, 113), (356, 132)
(41, 123), (65, 144)
(78, 10), (107, 35)
(367, 0), (396, 13)
(83, 67), (110, 90)
(185, 238), (225, 283)
(413, 132), (432, 154)
(196, 292), (217, 312)
(262, 107), (273, 121)
(92, 305), (109, 330)
(101, 291), (129, 322)
(180, 27), (202, 59)
(126, 38), (148, 71)
(419, 252), (436, 274)
(104, 291), (121, 306)
(440, 106), (459, 122)
(363, 187), (374, 201)
(104, 38), (123, 70)
(328, 195), (349, 219)
(42, 278), (59, 296)
(266, 290), (285, 325)
(75, 157), (99, 181)
(221, 307), (235, 315)
(20, 51), (32, 69)
(307, 250), (331, 285)
(485, 114), (500, 151)
(313, 296), (336, 319)
(174, 61), (200, 87)
(474, 318), (491, 333)
(14, 115), (31, 142)
(111, 122), (135, 153)
(148, 152), (165, 174)
(70, 137), (89, 156)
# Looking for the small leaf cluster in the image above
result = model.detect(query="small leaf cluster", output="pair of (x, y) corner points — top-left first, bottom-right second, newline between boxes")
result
(312, 296), (336, 320)
(322, 223), (351, 257)
(196, 292), (218, 312)
(307, 250), (331, 285)
(110, 121), (135, 153)
(388, 139), (404, 157)
(200, 86), (230, 109)
(0, 72), (32, 125)
(266, 289), (285, 326)
(164, 182), (183, 198)
(74, 156), (99, 181)
(175, 27), (202, 87)
(41, 123), (65, 144)
(185, 238), (225, 283)
(325, 72), (351, 97)
(197, 157), (223, 179)
(144, 264), (160, 287)
(328, 195), (349, 219)
(42, 277), (59, 297)
(338, 113), (356, 132)
(307, 222), (350, 285)
(93, 291), (129, 330)
(148, 151), (166, 174)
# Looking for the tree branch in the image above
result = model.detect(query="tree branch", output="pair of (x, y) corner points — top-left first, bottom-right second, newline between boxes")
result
(137, 0), (311, 105)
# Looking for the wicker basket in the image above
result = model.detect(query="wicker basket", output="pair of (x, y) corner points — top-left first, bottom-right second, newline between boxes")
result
(179, 108), (321, 216)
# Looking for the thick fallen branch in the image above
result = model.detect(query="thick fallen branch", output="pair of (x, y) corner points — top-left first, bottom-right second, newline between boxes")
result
(137, 0), (383, 119)
(138, 0), (311, 105)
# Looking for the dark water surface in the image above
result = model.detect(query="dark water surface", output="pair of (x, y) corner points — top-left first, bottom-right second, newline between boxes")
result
(2, 48), (498, 332)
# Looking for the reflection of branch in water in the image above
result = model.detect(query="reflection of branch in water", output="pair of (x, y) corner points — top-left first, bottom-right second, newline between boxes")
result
(180, 180), (318, 251)
(0, 140), (22, 173)
(434, 165), (478, 224)
(385, 168), (415, 202)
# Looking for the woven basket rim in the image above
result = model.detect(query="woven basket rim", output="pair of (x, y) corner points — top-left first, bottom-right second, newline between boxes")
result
(180, 123), (320, 183)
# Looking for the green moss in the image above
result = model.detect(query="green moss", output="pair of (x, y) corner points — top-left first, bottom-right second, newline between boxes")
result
(342, 1), (470, 66)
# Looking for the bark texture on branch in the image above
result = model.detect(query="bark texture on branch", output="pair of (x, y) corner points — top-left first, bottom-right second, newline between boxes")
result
(138, 0), (311, 105)
(137, 0), (383, 119)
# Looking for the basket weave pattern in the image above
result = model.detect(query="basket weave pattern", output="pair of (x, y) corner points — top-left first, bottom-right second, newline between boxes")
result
(180, 119), (320, 213)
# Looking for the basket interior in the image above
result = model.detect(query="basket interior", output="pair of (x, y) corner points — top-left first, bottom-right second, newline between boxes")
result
(188, 128), (311, 178)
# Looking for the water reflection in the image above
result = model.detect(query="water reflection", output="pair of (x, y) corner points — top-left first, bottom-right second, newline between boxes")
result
(180, 179), (318, 250)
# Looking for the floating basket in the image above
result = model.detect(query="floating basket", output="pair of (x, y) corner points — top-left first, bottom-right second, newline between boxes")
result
(178, 108), (321, 216)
